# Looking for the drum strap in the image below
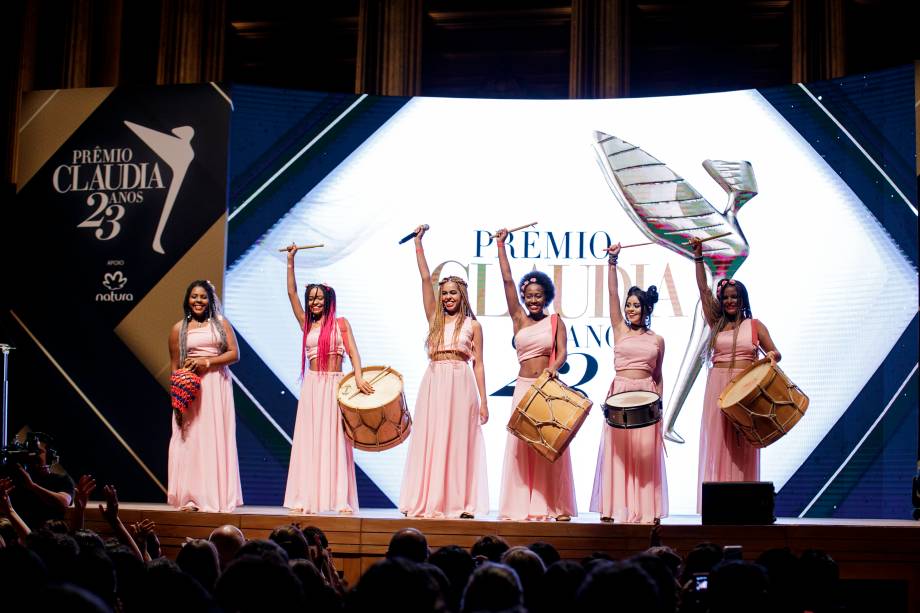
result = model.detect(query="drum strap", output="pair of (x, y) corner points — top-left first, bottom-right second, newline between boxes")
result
(337, 318), (348, 353)
(751, 318), (761, 355)
(549, 314), (559, 364)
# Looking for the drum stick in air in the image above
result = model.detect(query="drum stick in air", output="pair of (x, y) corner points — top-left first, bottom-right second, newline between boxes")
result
(507, 221), (538, 233)
(684, 231), (732, 245)
(618, 240), (654, 249)
(615, 231), (734, 250)
(277, 243), (324, 252)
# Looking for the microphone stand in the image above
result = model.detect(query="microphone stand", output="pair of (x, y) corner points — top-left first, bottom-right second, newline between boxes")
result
(1, 343), (12, 446)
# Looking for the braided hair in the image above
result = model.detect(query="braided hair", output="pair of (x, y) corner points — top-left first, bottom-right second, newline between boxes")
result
(426, 276), (476, 356)
(179, 280), (228, 365)
(300, 284), (339, 376)
(707, 278), (754, 361)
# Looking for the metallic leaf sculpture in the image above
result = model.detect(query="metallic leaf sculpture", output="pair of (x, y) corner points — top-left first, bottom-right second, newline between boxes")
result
(592, 131), (758, 442)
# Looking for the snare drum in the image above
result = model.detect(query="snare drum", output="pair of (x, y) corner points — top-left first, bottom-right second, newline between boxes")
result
(337, 366), (411, 452)
(718, 358), (809, 448)
(506, 371), (593, 463)
(603, 390), (662, 429)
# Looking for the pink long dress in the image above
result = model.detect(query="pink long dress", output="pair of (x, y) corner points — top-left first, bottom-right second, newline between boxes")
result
(590, 332), (668, 523)
(284, 322), (359, 513)
(168, 325), (244, 513)
(399, 318), (489, 518)
(697, 318), (760, 511)
(499, 316), (577, 520)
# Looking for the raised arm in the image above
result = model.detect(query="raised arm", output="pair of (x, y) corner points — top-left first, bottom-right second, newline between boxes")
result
(414, 225), (436, 322)
(755, 320), (782, 363)
(285, 244), (307, 329)
(341, 318), (374, 394)
(495, 228), (524, 328)
(471, 320), (489, 425)
(689, 237), (720, 325)
(0, 477), (31, 541)
(605, 243), (624, 331)
(98, 484), (144, 561)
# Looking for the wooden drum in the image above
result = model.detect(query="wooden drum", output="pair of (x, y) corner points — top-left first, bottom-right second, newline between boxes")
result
(337, 366), (411, 452)
(718, 358), (809, 448)
(507, 371), (593, 463)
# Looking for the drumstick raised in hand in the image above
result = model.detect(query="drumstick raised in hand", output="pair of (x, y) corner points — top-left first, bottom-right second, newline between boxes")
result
(278, 243), (323, 252)
(492, 221), (537, 237)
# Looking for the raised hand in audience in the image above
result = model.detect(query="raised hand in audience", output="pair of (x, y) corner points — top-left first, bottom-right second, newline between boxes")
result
(99, 484), (144, 561)
(130, 518), (161, 561)
(71, 474), (96, 531)
(0, 477), (31, 541)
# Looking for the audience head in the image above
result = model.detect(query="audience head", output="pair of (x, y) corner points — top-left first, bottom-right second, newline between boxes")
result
(0, 544), (48, 606)
(708, 560), (770, 613)
(387, 527), (430, 563)
(144, 557), (216, 613)
(538, 560), (586, 613)
(681, 542), (723, 585)
(799, 549), (840, 613)
(629, 553), (677, 613)
(235, 538), (289, 566)
(208, 524), (246, 570)
(470, 534), (509, 563)
(461, 562), (523, 613)
(106, 544), (146, 612)
(302, 525), (330, 549)
(176, 538), (221, 593)
(429, 544), (475, 612)
(216, 555), (304, 612)
(645, 545), (683, 580)
(501, 546), (546, 611)
(349, 557), (444, 613)
(528, 540), (560, 567)
(757, 547), (802, 613)
(269, 524), (310, 560)
(26, 529), (80, 583)
(74, 545), (116, 607)
(577, 560), (659, 613)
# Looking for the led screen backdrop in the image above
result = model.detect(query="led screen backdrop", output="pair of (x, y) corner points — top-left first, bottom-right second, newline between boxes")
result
(225, 65), (917, 518)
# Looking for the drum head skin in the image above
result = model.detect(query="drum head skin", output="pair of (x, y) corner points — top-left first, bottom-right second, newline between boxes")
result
(605, 390), (660, 408)
(338, 366), (402, 409)
(721, 362), (772, 406)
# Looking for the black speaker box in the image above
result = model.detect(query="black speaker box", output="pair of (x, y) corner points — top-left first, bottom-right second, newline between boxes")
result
(701, 481), (776, 525)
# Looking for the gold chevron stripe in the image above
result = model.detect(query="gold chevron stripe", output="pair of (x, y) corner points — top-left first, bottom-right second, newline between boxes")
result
(17, 87), (114, 190)
(9, 309), (167, 494)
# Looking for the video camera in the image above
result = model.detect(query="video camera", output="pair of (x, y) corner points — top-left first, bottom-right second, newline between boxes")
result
(0, 432), (59, 467)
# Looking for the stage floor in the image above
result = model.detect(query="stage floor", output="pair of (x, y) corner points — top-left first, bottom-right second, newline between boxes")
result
(76, 502), (920, 609)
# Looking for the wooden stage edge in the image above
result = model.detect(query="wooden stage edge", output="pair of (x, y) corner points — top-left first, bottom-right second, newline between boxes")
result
(78, 503), (920, 608)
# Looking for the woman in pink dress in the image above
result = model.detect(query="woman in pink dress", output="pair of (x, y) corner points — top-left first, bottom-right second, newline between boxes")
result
(282, 244), (374, 514)
(493, 228), (576, 521)
(167, 280), (244, 512)
(689, 237), (782, 511)
(399, 225), (489, 519)
(590, 243), (668, 523)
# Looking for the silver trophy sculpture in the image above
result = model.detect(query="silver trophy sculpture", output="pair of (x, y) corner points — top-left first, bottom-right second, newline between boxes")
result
(592, 131), (757, 442)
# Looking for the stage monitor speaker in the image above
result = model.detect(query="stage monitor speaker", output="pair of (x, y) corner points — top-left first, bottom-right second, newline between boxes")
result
(701, 481), (775, 525)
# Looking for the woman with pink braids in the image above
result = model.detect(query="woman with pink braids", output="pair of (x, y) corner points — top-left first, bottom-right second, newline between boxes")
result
(282, 244), (374, 514)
